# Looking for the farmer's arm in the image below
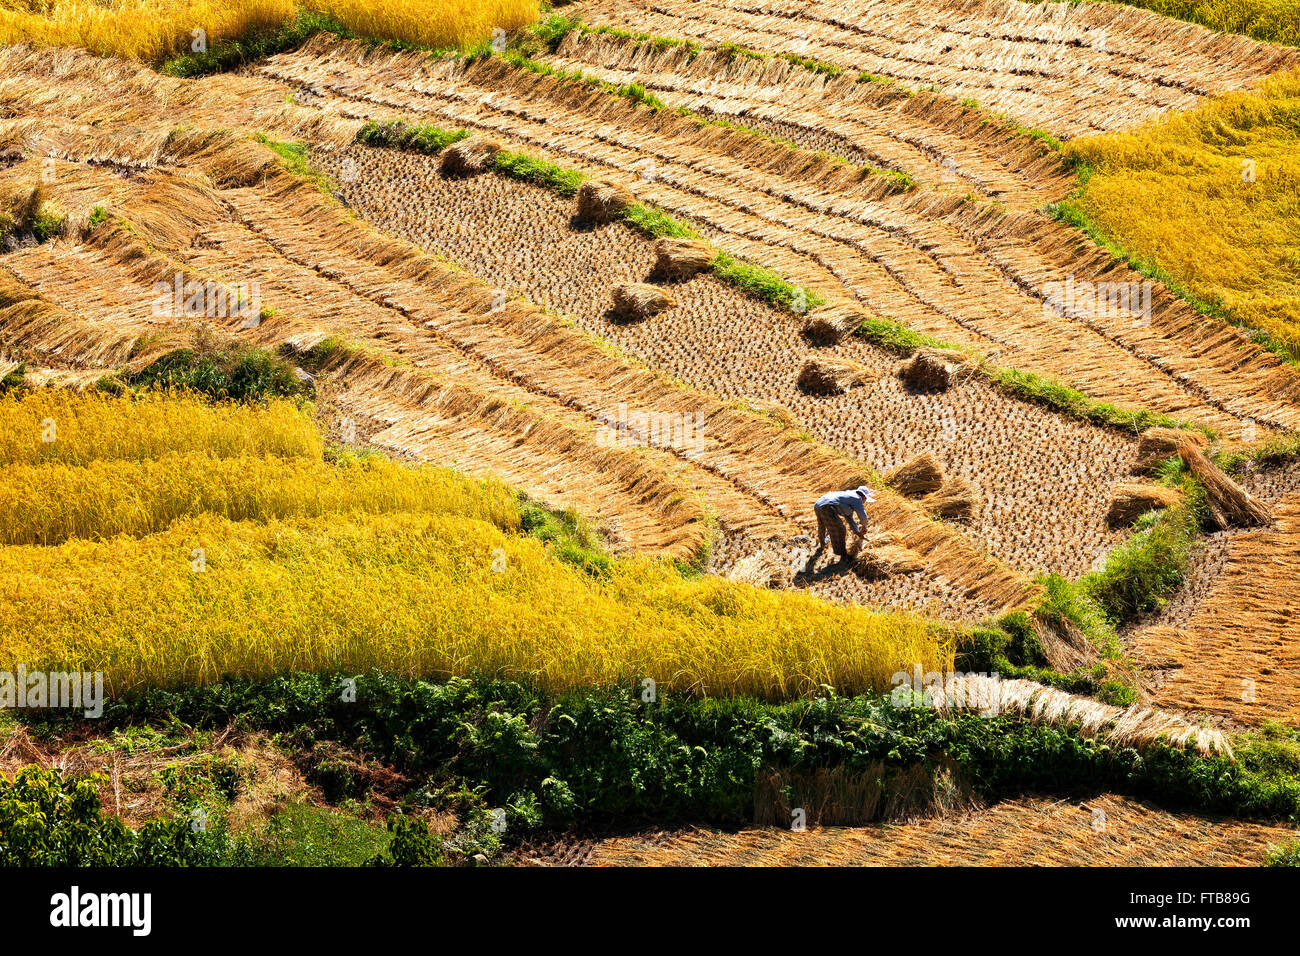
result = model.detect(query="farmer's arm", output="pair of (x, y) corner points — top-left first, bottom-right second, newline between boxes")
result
(851, 497), (869, 533)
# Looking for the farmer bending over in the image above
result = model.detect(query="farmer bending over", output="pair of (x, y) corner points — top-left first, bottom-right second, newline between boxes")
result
(811, 485), (876, 563)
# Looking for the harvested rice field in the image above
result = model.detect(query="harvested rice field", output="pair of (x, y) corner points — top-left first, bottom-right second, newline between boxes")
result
(315, 142), (1137, 579)
(2, 0), (1300, 882)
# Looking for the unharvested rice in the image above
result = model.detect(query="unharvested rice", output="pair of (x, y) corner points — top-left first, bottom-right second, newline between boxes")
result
(0, 391), (951, 698)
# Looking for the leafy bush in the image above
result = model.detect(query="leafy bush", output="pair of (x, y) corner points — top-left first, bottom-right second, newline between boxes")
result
(125, 341), (307, 402)
(0, 766), (249, 866)
(0, 362), (25, 395)
(1081, 499), (1197, 622)
(1265, 839), (1300, 866)
(372, 814), (447, 866)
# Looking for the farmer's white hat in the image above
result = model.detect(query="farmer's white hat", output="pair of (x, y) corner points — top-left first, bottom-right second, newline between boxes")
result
(857, 485), (876, 503)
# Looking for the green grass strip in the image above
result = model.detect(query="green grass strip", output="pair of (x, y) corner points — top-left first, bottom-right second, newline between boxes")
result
(992, 367), (1208, 436)
(621, 203), (698, 240)
(489, 150), (586, 197)
(712, 252), (826, 314)
(356, 120), (470, 154)
(853, 315), (1211, 438)
(856, 316), (954, 356)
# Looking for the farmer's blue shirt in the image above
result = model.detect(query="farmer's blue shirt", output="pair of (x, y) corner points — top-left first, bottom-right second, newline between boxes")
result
(815, 489), (868, 534)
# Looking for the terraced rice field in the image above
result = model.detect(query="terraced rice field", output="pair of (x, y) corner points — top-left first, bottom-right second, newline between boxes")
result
(0, 51), (1036, 621)
(3, 0), (1300, 871)
(555, 794), (1295, 867)
(314, 143), (1136, 579)
(572, 0), (1300, 137)
(1134, 487), (1300, 727)
(251, 35), (1300, 442)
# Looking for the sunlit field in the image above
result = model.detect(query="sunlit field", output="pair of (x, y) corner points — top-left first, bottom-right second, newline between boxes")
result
(1065, 67), (1300, 361)
(0, 391), (949, 697)
(0, 0), (541, 63)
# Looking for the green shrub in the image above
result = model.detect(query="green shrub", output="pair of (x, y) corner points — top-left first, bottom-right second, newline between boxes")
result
(0, 362), (25, 395)
(369, 814), (446, 867)
(1082, 505), (1196, 622)
(125, 342), (307, 403)
(0, 766), (249, 866)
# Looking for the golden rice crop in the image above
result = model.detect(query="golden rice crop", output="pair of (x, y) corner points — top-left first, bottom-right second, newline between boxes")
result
(0, 391), (323, 465)
(0, 512), (950, 697)
(0, 452), (518, 545)
(1065, 67), (1300, 360)
(0, 0), (541, 63)
(0, 0), (295, 63)
(303, 0), (540, 52)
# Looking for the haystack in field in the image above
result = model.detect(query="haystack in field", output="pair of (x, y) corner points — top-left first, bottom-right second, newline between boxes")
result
(797, 356), (871, 395)
(1177, 439), (1272, 529)
(921, 476), (978, 521)
(577, 179), (636, 223)
(652, 237), (714, 280)
(898, 347), (970, 392)
(1106, 482), (1183, 527)
(884, 453), (945, 498)
(802, 303), (866, 346)
(1133, 426), (1206, 473)
(439, 135), (502, 176)
(853, 544), (923, 580)
(612, 283), (674, 320)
